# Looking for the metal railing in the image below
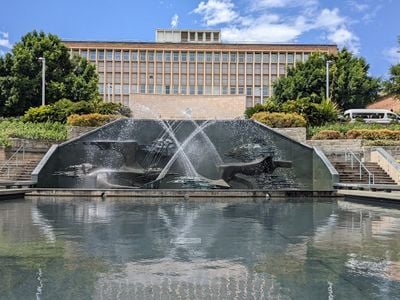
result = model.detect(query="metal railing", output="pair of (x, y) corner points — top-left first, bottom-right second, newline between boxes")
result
(0, 143), (26, 179)
(344, 149), (375, 185)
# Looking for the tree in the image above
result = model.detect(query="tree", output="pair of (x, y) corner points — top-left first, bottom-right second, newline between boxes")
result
(0, 31), (99, 116)
(384, 38), (400, 99)
(273, 49), (380, 110)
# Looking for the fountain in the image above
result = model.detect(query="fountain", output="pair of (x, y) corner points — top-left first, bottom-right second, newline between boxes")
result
(33, 114), (337, 191)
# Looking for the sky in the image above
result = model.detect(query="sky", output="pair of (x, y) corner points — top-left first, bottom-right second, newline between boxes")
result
(0, 0), (399, 78)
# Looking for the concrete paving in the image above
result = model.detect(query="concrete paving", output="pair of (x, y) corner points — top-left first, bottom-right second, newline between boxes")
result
(337, 189), (400, 202)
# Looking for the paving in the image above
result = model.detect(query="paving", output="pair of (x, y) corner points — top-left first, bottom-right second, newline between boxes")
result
(337, 189), (400, 202)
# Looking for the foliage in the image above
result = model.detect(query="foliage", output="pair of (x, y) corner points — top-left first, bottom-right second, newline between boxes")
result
(308, 122), (400, 137)
(311, 130), (343, 140)
(384, 64), (400, 99)
(22, 98), (130, 123)
(363, 140), (400, 146)
(251, 112), (307, 128)
(66, 113), (121, 127)
(244, 99), (281, 118)
(273, 49), (380, 110)
(0, 31), (99, 116)
(346, 129), (400, 140)
(0, 119), (67, 146)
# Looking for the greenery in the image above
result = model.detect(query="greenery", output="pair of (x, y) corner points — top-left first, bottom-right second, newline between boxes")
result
(308, 122), (400, 137)
(22, 98), (131, 123)
(311, 130), (343, 140)
(251, 112), (307, 128)
(0, 31), (99, 116)
(272, 49), (380, 110)
(0, 119), (67, 146)
(67, 113), (121, 127)
(384, 64), (400, 99)
(346, 129), (400, 140)
(245, 97), (338, 126)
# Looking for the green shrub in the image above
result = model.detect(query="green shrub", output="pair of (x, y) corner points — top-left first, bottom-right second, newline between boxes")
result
(22, 99), (131, 123)
(308, 122), (400, 137)
(363, 140), (400, 146)
(0, 119), (67, 146)
(311, 130), (343, 140)
(244, 99), (281, 118)
(67, 113), (121, 127)
(252, 112), (307, 128)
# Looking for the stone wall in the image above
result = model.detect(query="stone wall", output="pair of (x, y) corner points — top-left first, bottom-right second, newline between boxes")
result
(130, 94), (246, 120)
(67, 126), (96, 140)
(306, 139), (362, 154)
(0, 138), (52, 162)
(370, 148), (400, 184)
(273, 127), (307, 143)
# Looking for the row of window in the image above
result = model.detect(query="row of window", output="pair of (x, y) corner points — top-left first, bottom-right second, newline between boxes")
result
(74, 49), (310, 64)
(97, 62), (289, 74)
(99, 84), (271, 97)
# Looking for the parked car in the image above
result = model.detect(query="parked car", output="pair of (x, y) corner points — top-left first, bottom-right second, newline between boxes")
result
(343, 109), (400, 124)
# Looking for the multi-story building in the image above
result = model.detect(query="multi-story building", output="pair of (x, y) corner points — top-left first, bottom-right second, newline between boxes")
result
(64, 29), (337, 118)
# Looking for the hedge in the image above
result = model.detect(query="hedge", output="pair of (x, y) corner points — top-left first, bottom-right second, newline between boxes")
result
(251, 112), (307, 128)
(346, 129), (400, 140)
(67, 114), (121, 127)
(311, 130), (343, 140)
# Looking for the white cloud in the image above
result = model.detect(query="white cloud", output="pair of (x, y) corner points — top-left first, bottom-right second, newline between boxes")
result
(0, 31), (12, 49)
(383, 47), (400, 64)
(192, 0), (238, 26)
(348, 0), (369, 12)
(171, 14), (179, 28)
(193, 1), (360, 53)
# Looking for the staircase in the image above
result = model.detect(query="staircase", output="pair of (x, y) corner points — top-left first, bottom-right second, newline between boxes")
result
(0, 158), (42, 181)
(329, 155), (396, 185)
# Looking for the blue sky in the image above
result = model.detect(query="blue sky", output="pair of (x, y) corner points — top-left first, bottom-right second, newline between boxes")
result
(0, 0), (399, 78)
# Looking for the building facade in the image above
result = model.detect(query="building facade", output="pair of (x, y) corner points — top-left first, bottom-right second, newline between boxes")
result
(64, 30), (337, 112)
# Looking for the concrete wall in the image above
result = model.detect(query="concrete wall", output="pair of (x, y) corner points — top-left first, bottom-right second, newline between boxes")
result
(67, 126), (97, 140)
(130, 94), (246, 120)
(370, 148), (400, 184)
(306, 139), (362, 154)
(273, 127), (306, 144)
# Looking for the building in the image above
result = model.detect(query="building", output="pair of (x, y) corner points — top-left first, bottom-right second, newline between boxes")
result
(63, 29), (337, 119)
(367, 94), (400, 112)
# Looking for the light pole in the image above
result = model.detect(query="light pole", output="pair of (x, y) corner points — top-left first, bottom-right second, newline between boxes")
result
(326, 59), (332, 101)
(38, 57), (46, 106)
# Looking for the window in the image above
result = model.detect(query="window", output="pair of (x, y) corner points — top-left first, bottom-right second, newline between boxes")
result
(165, 52), (171, 62)
(123, 51), (130, 61)
(279, 53), (286, 63)
(131, 51), (138, 61)
(189, 86), (195, 95)
(123, 95), (129, 106)
(90, 50), (101, 62)
(296, 53), (302, 62)
(213, 86), (220, 95)
(140, 84), (146, 93)
(262, 53), (269, 63)
(81, 50), (88, 58)
(222, 52), (229, 62)
(181, 52), (187, 62)
(271, 53), (278, 63)
(114, 84), (121, 93)
(181, 85), (187, 94)
(246, 52), (253, 63)
(156, 85), (162, 94)
(197, 52), (204, 62)
(189, 52), (195, 62)
(246, 86), (252, 96)
(156, 51), (163, 62)
(238, 87), (244, 94)
(98, 84), (104, 94)
(230, 87), (236, 94)
(148, 51), (154, 61)
(238, 53), (245, 62)
(271, 64), (277, 74)
(255, 53), (261, 63)
(165, 85), (170, 94)
(115, 51), (121, 61)
(197, 86), (203, 95)
(98, 50), (104, 60)
(206, 52), (212, 62)
(230, 53), (237, 63)
(131, 85), (138, 93)
(173, 51), (179, 62)
(123, 84), (129, 94)
(279, 64), (286, 74)
(213, 52), (220, 62)
(287, 53), (294, 63)
(140, 51), (146, 61)
(147, 85), (154, 93)
(304, 53), (310, 61)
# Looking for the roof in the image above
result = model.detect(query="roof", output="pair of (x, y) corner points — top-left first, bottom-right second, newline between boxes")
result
(367, 95), (400, 112)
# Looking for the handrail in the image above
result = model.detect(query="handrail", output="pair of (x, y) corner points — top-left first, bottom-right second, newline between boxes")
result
(344, 149), (375, 185)
(0, 143), (25, 178)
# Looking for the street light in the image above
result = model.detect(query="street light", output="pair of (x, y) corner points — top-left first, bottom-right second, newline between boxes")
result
(38, 57), (46, 106)
(326, 60), (332, 101)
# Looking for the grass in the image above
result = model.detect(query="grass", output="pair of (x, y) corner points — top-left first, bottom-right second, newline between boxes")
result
(0, 119), (67, 147)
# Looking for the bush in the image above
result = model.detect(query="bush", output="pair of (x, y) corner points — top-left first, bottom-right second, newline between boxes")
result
(67, 113), (121, 127)
(346, 129), (400, 140)
(363, 140), (400, 146)
(251, 112), (307, 128)
(0, 119), (67, 146)
(244, 99), (281, 118)
(311, 130), (343, 140)
(22, 99), (131, 123)
(308, 122), (400, 137)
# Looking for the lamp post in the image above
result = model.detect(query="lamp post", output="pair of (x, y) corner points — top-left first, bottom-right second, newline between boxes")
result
(38, 57), (46, 106)
(326, 60), (332, 101)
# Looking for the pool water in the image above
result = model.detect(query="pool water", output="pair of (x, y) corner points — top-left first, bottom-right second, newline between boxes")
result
(0, 198), (399, 299)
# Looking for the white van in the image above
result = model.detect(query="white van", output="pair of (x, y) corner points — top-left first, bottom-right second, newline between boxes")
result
(343, 109), (400, 124)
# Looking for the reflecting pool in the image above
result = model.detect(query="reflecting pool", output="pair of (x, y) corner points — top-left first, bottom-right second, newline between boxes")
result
(0, 198), (399, 299)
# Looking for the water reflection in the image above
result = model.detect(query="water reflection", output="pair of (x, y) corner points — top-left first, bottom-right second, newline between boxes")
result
(0, 198), (399, 299)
